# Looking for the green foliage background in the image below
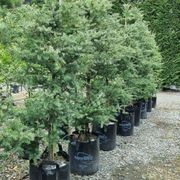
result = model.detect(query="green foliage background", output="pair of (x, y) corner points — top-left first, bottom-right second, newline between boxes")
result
(139, 0), (180, 86)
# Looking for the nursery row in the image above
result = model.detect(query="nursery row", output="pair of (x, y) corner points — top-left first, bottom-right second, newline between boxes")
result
(25, 96), (157, 179)
(0, 0), (161, 180)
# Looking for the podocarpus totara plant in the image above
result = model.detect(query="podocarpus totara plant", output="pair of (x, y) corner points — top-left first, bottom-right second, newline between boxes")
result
(0, 0), (91, 163)
(67, 0), (131, 137)
(82, 1), (133, 116)
(115, 4), (162, 102)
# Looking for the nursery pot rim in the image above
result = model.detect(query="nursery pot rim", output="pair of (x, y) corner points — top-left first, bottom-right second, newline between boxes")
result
(99, 120), (117, 126)
(108, 121), (116, 125)
(40, 160), (69, 167)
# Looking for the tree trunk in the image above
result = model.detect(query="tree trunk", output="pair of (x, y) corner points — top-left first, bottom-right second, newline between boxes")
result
(48, 123), (55, 161)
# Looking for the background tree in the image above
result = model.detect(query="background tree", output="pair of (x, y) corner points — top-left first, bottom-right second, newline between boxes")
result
(139, 0), (180, 86)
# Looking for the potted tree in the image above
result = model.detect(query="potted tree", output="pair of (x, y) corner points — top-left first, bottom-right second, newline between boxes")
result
(115, 5), (161, 122)
(1, 0), (91, 179)
(68, 0), (123, 174)
(83, 1), (129, 150)
(20, 92), (71, 180)
(112, 5), (139, 135)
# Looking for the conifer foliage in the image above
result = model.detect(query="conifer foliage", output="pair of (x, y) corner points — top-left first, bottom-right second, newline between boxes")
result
(0, 0), (161, 163)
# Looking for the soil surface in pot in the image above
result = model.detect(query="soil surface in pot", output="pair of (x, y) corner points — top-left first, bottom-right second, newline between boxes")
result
(70, 132), (97, 142)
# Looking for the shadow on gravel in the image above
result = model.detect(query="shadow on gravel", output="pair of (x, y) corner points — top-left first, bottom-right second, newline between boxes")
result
(111, 156), (180, 180)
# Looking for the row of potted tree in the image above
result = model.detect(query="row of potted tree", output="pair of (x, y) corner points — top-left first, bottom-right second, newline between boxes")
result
(0, 0), (161, 179)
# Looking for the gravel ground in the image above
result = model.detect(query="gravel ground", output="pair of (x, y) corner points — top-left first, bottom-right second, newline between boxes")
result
(0, 91), (180, 179)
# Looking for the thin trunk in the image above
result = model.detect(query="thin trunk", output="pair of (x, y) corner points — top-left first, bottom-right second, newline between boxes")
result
(86, 75), (91, 102)
(6, 81), (10, 95)
(84, 123), (89, 133)
(85, 75), (91, 133)
(105, 77), (108, 85)
(28, 87), (31, 98)
(49, 143), (55, 161)
(47, 72), (57, 161)
(48, 123), (55, 161)
(105, 78), (111, 106)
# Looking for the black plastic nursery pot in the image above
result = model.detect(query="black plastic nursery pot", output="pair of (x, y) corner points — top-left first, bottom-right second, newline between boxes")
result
(39, 160), (70, 180)
(40, 161), (58, 180)
(133, 101), (142, 126)
(116, 109), (134, 136)
(56, 146), (70, 180)
(68, 133), (99, 175)
(147, 97), (152, 112)
(140, 100), (147, 119)
(11, 84), (19, 93)
(30, 161), (40, 180)
(93, 121), (117, 151)
(152, 96), (157, 108)
(30, 160), (70, 180)
(58, 161), (70, 180)
(30, 146), (70, 180)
